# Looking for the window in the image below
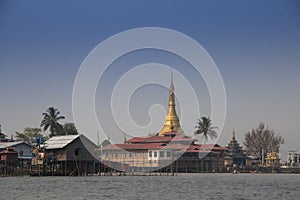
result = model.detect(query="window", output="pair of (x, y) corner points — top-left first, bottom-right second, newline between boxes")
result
(149, 151), (152, 157)
(75, 148), (82, 156)
(167, 151), (171, 157)
(160, 151), (164, 157)
(154, 151), (157, 157)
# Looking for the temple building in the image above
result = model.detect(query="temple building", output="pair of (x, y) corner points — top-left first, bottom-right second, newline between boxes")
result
(0, 125), (14, 142)
(101, 76), (226, 173)
(265, 150), (280, 167)
(224, 131), (246, 167)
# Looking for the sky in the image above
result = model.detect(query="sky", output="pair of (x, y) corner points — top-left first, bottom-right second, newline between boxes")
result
(0, 0), (299, 159)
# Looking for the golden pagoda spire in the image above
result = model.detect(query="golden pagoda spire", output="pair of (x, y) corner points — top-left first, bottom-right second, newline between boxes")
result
(232, 130), (236, 141)
(159, 73), (183, 136)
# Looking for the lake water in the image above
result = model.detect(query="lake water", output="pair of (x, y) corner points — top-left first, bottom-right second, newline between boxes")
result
(0, 174), (299, 200)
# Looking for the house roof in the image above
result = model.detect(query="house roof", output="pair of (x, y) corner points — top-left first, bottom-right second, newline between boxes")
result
(0, 141), (30, 149)
(44, 135), (80, 149)
(44, 134), (97, 150)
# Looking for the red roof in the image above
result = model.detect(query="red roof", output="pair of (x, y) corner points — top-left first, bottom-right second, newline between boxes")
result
(103, 142), (225, 152)
(102, 133), (225, 153)
(172, 136), (195, 142)
(127, 135), (195, 144)
(127, 136), (171, 143)
(200, 144), (227, 151)
(103, 143), (191, 151)
(103, 143), (167, 150)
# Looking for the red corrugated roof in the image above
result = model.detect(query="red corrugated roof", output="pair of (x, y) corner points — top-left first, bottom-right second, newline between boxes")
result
(127, 136), (171, 143)
(127, 135), (196, 144)
(199, 144), (227, 151)
(103, 142), (226, 152)
(103, 143), (167, 150)
(103, 143), (190, 151)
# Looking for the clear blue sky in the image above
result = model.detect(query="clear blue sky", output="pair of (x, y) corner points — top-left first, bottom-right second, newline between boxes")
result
(0, 0), (299, 158)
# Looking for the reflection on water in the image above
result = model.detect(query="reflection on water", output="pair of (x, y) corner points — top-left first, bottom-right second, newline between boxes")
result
(1, 174), (299, 200)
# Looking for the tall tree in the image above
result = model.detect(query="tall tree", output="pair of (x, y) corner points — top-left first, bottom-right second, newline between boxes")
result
(63, 123), (78, 135)
(40, 106), (65, 137)
(243, 123), (284, 162)
(15, 127), (44, 144)
(194, 116), (218, 144)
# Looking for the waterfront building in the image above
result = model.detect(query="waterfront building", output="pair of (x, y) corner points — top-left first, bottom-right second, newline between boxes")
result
(0, 147), (18, 162)
(0, 147), (18, 175)
(101, 76), (226, 173)
(31, 134), (100, 176)
(0, 141), (32, 160)
(0, 127), (32, 175)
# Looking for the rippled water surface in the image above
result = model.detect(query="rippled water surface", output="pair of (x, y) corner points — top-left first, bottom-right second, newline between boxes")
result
(1, 174), (299, 200)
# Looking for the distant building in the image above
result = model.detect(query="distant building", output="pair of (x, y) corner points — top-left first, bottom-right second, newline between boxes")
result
(0, 125), (14, 142)
(0, 139), (32, 175)
(0, 141), (32, 160)
(0, 147), (18, 175)
(265, 150), (280, 167)
(224, 131), (246, 167)
(0, 147), (18, 162)
(287, 150), (300, 167)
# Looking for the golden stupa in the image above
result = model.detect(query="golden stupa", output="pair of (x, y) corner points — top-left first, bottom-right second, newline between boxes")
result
(159, 74), (184, 136)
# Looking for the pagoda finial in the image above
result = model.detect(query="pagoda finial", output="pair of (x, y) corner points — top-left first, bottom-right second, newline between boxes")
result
(170, 70), (174, 92)
(232, 130), (236, 141)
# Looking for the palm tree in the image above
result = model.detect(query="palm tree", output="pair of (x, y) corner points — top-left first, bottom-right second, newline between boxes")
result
(40, 106), (65, 137)
(194, 116), (218, 144)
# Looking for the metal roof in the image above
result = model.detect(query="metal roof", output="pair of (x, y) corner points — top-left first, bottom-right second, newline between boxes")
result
(127, 135), (196, 144)
(0, 141), (30, 149)
(44, 135), (80, 149)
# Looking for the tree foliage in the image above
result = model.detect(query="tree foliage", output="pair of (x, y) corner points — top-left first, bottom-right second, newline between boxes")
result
(194, 116), (218, 144)
(243, 123), (284, 161)
(40, 106), (65, 137)
(63, 123), (78, 135)
(15, 127), (44, 144)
